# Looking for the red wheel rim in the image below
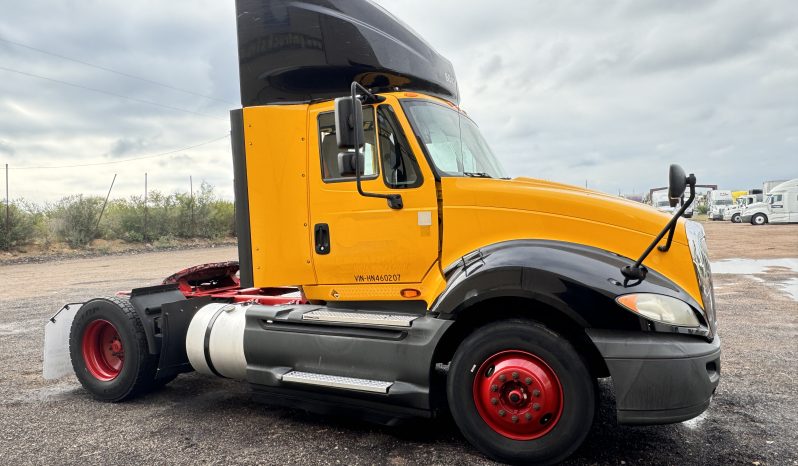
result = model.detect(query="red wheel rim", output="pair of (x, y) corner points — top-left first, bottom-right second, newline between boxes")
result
(82, 319), (124, 381)
(472, 350), (563, 440)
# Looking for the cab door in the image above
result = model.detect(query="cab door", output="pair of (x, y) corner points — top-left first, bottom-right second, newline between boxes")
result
(789, 190), (798, 222)
(769, 193), (787, 222)
(307, 97), (439, 287)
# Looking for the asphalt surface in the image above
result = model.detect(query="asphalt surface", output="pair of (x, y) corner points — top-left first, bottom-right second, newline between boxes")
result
(1, 224), (796, 465)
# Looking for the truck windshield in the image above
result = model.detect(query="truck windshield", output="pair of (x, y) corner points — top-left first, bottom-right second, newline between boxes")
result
(401, 100), (507, 179)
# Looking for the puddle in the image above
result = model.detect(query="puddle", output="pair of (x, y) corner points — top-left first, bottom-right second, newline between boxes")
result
(711, 258), (798, 275)
(711, 258), (798, 302)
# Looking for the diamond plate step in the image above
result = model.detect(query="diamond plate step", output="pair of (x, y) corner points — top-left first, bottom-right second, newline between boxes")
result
(302, 309), (417, 327)
(280, 370), (393, 393)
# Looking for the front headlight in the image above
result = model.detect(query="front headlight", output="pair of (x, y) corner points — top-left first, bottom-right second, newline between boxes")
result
(616, 293), (700, 327)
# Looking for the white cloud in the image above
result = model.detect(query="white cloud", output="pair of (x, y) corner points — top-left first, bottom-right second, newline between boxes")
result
(1, 0), (796, 203)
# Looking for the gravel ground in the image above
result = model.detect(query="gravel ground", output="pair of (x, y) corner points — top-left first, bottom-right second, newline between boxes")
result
(0, 223), (796, 465)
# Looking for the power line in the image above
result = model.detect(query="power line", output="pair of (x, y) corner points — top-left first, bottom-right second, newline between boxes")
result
(8, 134), (230, 170)
(0, 36), (236, 106)
(0, 65), (226, 121)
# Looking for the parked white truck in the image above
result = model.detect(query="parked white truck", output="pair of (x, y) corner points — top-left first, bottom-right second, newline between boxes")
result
(724, 193), (763, 223)
(707, 190), (733, 220)
(741, 179), (798, 225)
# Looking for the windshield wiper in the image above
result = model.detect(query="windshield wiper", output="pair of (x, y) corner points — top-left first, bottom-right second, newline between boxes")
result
(463, 172), (492, 178)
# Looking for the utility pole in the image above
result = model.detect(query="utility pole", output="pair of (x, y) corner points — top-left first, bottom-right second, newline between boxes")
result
(190, 175), (195, 237)
(4, 164), (11, 249)
(144, 173), (148, 242)
(4, 164), (8, 237)
(93, 174), (117, 239)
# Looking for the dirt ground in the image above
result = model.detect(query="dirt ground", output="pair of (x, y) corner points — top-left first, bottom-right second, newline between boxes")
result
(0, 221), (796, 465)
(702, 221), (798, 260)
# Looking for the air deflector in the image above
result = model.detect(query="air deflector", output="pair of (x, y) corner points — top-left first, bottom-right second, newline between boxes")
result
(234, 0), (459, 106)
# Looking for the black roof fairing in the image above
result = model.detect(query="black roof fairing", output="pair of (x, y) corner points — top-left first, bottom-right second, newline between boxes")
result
(235, 0), (459, 106)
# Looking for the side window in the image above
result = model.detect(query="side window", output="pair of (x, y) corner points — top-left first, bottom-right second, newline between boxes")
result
(772, 194), (783, 203)
(318, 108), (378, 182)
(376, 105), (422, 189)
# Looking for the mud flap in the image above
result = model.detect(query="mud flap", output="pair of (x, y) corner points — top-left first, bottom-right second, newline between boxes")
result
(43, 303), (82, 380)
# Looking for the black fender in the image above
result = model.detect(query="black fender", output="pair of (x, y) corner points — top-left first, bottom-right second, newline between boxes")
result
(431, 240), (709, 337)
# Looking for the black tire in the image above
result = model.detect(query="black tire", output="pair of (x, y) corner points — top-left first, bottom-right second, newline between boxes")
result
(731, 213), (741, 223)
(751, 213), (767, 225)
(69, 297), (159, 401)
(447, 320), (595, 465)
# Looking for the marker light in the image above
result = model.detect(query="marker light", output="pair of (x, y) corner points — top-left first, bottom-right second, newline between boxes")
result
(616, 293), (700, 327)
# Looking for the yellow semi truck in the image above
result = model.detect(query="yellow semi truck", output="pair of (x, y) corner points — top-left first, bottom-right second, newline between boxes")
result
(44, 1), (720, 463)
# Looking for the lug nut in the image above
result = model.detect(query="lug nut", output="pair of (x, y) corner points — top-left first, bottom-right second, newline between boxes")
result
(532, 389), (541, 397)
(525, 377), (532, 385)
(525, 413), (533, 421)
(511, 415), (518, 423)
(533, 403), (541, 411)
(512, 371), (519, 380)
(490, 384), (498, 392)
(498, 410), (506, 417)
(491, 397), (498, 405)
(498, 374), (506, 382)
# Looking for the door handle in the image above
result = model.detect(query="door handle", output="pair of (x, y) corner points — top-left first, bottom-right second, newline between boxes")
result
(314, 223), (330, 255)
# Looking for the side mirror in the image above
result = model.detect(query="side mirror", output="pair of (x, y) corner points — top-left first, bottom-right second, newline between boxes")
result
(337, 152), (364, 177)
(334, 97), (365, 149)
(668, 164), (687, 207)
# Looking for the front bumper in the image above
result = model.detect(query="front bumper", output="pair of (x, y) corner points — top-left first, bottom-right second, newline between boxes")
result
(587, 329), (721, 425)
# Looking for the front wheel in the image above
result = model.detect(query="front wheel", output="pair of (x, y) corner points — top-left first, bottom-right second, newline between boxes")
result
(751, 213), (767, 225)
(447, 320), (595, 465)
(731, 213), (741, 223)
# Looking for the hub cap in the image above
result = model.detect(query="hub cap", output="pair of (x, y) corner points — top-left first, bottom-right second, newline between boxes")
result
(82, 320), (124, 381)
(473, 350), (563, 440)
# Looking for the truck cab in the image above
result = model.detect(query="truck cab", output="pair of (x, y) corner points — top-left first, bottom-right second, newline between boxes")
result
(46, 1), (721, 464)
(724, 194), (762, 222)
(707, 189), (734, 220)
(741, 179), (798, 225)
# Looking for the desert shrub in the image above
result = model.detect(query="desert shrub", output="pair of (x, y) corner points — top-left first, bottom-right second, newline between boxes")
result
(104, 197), (146, 242)
(102, 182), (234, 242)
(0, 200), (36, 249)
(52, 195), (104, 248)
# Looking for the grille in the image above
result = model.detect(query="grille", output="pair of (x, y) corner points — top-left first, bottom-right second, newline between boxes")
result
(685, 220), (717, 337)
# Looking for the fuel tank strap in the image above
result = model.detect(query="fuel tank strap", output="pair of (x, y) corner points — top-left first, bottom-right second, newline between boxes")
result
(203, 306), (227, 378)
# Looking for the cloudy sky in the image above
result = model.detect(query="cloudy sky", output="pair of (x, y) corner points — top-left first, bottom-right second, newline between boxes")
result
(1, 0), (796, 203)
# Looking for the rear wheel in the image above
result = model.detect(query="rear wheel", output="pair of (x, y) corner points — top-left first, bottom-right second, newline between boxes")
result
(447, 320), (595, 464)
(731, 213), (741, 223)
(751, 213), (767, 225)
(70, 297), (160, 401)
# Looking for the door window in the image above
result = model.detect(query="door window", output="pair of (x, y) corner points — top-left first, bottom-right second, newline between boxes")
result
(377, 105), (422, 189)
(318, 109), (378, 182)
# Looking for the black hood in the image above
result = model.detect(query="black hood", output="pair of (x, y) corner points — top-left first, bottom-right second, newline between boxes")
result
(235, 0), (459, 106)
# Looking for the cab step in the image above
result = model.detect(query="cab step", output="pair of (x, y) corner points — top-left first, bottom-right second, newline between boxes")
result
(280, 370), (393, 393)
(301, 309), (417, 327)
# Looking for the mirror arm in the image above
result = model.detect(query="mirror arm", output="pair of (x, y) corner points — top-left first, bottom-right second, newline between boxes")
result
(621, 174), (696, 281)
(657, 177), (696, 252)
(350, 82), (403, 210)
